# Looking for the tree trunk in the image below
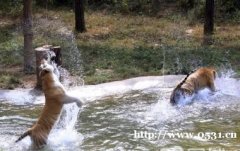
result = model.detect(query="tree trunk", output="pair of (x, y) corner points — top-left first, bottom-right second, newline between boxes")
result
(152, 0), (160, 14)
(35, 0), (45, 6)
(23, 0), (35, 73)
(51, 46), (62, 66)
(75, 0), (86, 32)
(204, 0), (214, 35)
(35, 45), (62, 89)
(188, 0), (195, 9)
(203, 0), (214, 45)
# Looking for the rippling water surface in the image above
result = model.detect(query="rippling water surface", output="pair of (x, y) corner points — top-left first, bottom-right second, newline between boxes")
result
(0, 74), (239, 150)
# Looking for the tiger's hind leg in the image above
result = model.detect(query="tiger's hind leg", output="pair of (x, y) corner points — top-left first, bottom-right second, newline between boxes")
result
(30, 131), (48, 149)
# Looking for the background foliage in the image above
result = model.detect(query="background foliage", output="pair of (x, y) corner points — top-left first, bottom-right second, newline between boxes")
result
(0, 0), (240, 87)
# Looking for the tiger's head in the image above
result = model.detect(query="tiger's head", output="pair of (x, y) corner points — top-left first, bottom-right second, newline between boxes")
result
(39, 59), (55, 79)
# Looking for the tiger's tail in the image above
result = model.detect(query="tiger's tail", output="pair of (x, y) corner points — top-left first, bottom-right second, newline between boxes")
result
(176, 68), (197, 88)
(15, 130), (31, 143)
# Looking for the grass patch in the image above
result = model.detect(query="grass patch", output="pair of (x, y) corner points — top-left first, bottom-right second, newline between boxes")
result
(0, 7), (240, 87)
(0, 74), (21, 89)
(80, 42), (240, 84)
(0, 19), (23, 66)
(0, 1), (22, 17)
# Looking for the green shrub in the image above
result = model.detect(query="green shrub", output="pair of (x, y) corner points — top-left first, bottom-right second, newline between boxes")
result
(0, 74), (21, 89)
(0, 0), (22, 16)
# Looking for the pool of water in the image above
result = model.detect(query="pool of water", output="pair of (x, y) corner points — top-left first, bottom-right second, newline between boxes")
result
(0, 74), (239, 151)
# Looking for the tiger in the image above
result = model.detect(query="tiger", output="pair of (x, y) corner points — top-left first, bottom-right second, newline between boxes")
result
(15, 59), (83, 148)
(170, 67), (216, 105)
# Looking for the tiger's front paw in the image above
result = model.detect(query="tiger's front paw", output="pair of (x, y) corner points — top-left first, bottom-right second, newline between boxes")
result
(76, 100), (83, 108)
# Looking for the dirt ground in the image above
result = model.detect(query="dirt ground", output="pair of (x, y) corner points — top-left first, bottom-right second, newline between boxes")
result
(0, 65), (36, 89)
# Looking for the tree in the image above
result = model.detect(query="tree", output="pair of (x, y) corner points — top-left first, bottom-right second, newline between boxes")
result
(152, 0), (160, 14)
(188, 0), (195, 9)
(75, 0), (86, 32)
(204, 0), (214, 35)
(23, 0), (35, 73)
(35, 0), (45, 6)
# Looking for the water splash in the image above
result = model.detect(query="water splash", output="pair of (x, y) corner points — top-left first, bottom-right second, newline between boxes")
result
(144, 70), (240, 126)
(48, 103), (83, 149)
(18, 16), (84, 78)
(215, 69), (240, 97)
(0, 70), (239, 150)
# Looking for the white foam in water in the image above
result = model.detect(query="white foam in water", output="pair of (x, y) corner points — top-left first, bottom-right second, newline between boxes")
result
(0, 96), (82, 150)
(68, 76), (166, 103)
(0, 76), (166, 105)
(0, 136), (32, 151)
(0, 72), (239, 150)
(0, 76), (169, 150)
(145, 98), (177, 122)
(0, 89), (44, 105)
(48, 104), (83, 149)
(144, 70), (240, 124)
(8, 104), (82, 150)
(144, 90), (214, 125)
(215, 70), (240, 97)
(176, 94), (195, 106)
(48, 128), (83, 149)
(160, 146), (184, 151)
